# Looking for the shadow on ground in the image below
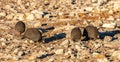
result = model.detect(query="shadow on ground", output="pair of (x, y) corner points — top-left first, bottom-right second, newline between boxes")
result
(38, 53), (54, 59)
(44, 33), (66, 43)
(99, 30), (120, 40)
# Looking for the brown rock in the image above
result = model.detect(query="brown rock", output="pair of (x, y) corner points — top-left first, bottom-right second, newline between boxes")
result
(23, 28), (42, 42)
(71, 27), (82, 41)
(15, 21), (26, 34)
(83, 25), (99, 40)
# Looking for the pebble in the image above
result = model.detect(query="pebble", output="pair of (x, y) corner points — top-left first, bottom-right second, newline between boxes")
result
(104, 36), (112, 42)
(55, 49), (64, 54)
(18, 51), (25, 56)
(1, 42), (6, 46)
(75, 45), (81, 51)
(0, 12), (6, 17)
(6, 13), (14, 20)
(84, 7), (93, 12)
(111, 51), (120, 60)
(113, 2), (120, 11)
(97, 58), (109, 62)
(25, 13), (34, 21)
(13, 49), (19, 53)
(60, 40), (70, 46)
(48, 58), (55, 62)
(102, 23), (116, 28)
(65, 50), (71, 56)
(116, 20), (120, 27)
(104, 41), (120, 49)
(16, 13), (24, 21)
(107, 16), (115, 21)
(114, 34), (120, 40)
(0, 38), (6, 42)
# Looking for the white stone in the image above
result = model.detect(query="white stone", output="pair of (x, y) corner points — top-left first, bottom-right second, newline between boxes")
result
(55, 49), (64, 54)
(47, 58), (54, 62)
(25, 13), (34, 21)
(61, 40), (69, 46)
(29, 40), (34, 43)
(92, 0), (97, 3)
(65, 50), (71, 55)
(44, 14), (51, 18)
(84, 7), (93, 12)
(107, 16), (115, 21)
(75, 45), (81, 51)
(34, 22), (41, 27)
(102, 23), (116, 28)
(97, 58), (109, 62)
(108, 10), (113, 14)
(0, 12), (6, 16)
(16, 13), (24, 21)
(113, 2), (120, 11)
(18, 51), (24, 56)
(116, 20), (120, 27)
(58, 12), (63, 15)
(31, 10), (43, 18)
(111, 51), (120, 60)
(13, 13), (24, 21)
(34, 13), (42, 19)
(0, 38), (6, 42)
(6, 13), (14, 19)
(14, 49), (19, 53)
(1, 42), (6, 46)
(104, 36), (112, 42)
(104, 41), (120, 49)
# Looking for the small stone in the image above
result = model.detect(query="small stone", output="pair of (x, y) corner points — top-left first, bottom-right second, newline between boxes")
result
(104, 36), (112, 42)
(92, 53), (106, 59)
(113, 2), (120, 11)
(65, 50), (71, 56)
(0, 38), (6, 42)
(14, 49), (19, 53)
(31, 10), (43, 18)
(108, 10), (113, 14)
(90, 20), (102, 27)
(6, 13), (14, 20)
(44, 14), (51, 18)
(34, 22), (41, 28)
(107, 16), (115, 21)
(116, 20), (120, 27)
(114, 34), (120, 40)
(61, 40), (70, 46)
(55, 49), (64, 54)
(92, 0), (97, 3)
(25, 13), (34, 21)
(18, 51), (25, 56)
(29, 40), (34, 43)
(75, 45), (81, 51)
(1, 42), (6, 46)
(97, 58), (109, 62)
(111, 51), (120, 60)
(0, 12), (6, 17)
(48, 58), (55, 62)
(84, 7), (93, 12)
(104, 41), (120, 49)
(102, 23), (116, 28)
(16, 13), (24, 21)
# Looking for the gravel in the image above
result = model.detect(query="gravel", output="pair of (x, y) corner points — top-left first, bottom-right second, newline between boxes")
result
(0, 0), (120, 62)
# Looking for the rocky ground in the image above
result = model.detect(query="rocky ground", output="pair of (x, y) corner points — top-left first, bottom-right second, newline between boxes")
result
(0, 0), (120, 62)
